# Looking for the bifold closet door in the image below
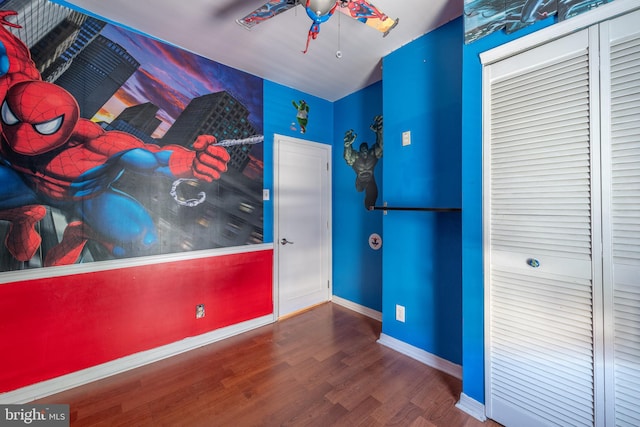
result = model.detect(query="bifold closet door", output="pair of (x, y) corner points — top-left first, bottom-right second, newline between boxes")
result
(601, 9), (640, 427)
(484, 28), (600, 427)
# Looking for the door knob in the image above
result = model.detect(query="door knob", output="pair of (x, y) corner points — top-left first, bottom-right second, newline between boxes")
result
(281, 238), (294, 245)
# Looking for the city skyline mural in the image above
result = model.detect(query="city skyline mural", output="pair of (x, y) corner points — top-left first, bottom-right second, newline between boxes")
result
(464, 0), (615, 44)
(0, 0), (264, 272)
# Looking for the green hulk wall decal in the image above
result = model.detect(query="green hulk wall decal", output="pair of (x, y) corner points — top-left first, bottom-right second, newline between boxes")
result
(344, 115), (383, 210)
(292, 99), (309, 134)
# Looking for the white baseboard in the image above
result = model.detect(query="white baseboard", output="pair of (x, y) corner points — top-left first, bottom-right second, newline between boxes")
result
(0, 314), (274, 404)
(331, 295), (382, 321)
(456, 392), (487, 422)
(377, 333), (462, 380)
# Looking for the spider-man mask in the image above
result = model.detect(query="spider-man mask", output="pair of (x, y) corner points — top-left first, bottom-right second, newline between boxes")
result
(1, 80), (80, 155)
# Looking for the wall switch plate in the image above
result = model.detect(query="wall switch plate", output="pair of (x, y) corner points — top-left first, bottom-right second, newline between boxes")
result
(263, 189), (270, 200)
(402, 131), (411, 146)
(196, 304), (205, 319)
(396, 304), (405, 322)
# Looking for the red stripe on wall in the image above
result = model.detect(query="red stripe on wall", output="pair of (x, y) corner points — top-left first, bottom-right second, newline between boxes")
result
(0, 249), (273, 393)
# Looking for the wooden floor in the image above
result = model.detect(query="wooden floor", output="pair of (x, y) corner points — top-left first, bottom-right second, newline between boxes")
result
(36, 302), (502, 427)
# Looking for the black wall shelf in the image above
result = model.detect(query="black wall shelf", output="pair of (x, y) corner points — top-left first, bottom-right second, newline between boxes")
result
(368, 206), (461, 212)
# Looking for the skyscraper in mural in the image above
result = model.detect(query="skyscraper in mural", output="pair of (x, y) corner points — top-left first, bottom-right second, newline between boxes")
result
(2, 0), (74, 47)
(42, 16), (107, 81)
(104, 102), (162, 145)
(53, 34), (140, 118)
(161, 91), (258, 173)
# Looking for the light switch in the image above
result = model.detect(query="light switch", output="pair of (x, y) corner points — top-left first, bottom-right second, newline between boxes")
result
(402, 130), (411, 146)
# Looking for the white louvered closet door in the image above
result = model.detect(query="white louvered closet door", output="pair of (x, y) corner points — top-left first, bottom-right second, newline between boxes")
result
(484, 28), (601, 427)
(601, 9), (640, 427)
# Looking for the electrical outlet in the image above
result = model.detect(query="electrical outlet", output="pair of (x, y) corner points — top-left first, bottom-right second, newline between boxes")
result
(396, 304), (405, 322)
(196, 304), (205, 319)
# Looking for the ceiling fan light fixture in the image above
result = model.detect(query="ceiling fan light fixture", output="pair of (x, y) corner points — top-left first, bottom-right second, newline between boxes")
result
(307, 0), (336, 17)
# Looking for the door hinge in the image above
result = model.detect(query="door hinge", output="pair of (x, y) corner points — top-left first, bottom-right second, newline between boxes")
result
(327, 280), (330, 289)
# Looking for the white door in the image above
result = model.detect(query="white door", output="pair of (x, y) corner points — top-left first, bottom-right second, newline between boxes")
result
(600, 10), (640, 427)
(484, 6), (640, 426)
(274, 135), (331, 318)
(483, 28), (602, 427)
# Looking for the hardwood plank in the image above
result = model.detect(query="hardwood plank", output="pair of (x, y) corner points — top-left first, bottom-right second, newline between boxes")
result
(35, 302), (501, 426)
(258, 381), (336, 426)
(335, 395), (382, 426)
(410, 416), (438, 427)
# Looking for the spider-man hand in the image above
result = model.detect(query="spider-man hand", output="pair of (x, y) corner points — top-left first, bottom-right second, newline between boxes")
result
(0, 10), (20, 30)
(169, 134), (230, 182)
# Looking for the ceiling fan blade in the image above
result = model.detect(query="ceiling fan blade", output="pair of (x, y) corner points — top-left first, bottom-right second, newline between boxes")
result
(339, 0), (399, 36)
(237, 0), (301, 30)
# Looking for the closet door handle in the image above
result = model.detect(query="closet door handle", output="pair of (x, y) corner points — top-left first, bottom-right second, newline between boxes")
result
(527, 258), (540, 268)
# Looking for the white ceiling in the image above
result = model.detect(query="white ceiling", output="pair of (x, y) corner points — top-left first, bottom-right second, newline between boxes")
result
(61, 0), (462, 101)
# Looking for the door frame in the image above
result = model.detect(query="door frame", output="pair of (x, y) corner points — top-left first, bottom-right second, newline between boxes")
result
(273, 134), (332, 319)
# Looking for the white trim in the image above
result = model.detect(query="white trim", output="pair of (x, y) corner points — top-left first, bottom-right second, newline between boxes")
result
(589, 22), (607, 427)
(456, 393), (487, 422)
(331, 296), (382, 321)
(0, 243), (273, 285)
(482, 46), (494, 422)
(377, 333), (462, 380)
(480, 0), (640, 65)
(0, 314), (274, 404)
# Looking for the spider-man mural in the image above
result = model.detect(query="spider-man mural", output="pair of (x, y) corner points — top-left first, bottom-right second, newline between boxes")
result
(0, 10), (230, 267)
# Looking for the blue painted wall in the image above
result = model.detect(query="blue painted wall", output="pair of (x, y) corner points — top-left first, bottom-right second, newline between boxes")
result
(461, 18), (556, 403)
(52, 0), (571, 406)
(262, 81), (334, 243)
(333, 82), (383, 311)
(380, 18), (463, 365)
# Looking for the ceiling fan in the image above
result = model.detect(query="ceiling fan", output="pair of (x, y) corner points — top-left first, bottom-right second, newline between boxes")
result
(237, 0), (399, 54)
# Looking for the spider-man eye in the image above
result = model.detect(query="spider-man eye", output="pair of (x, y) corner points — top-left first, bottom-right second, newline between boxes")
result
(34, 115), (64, 135)
(1, 100), (20, 126)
